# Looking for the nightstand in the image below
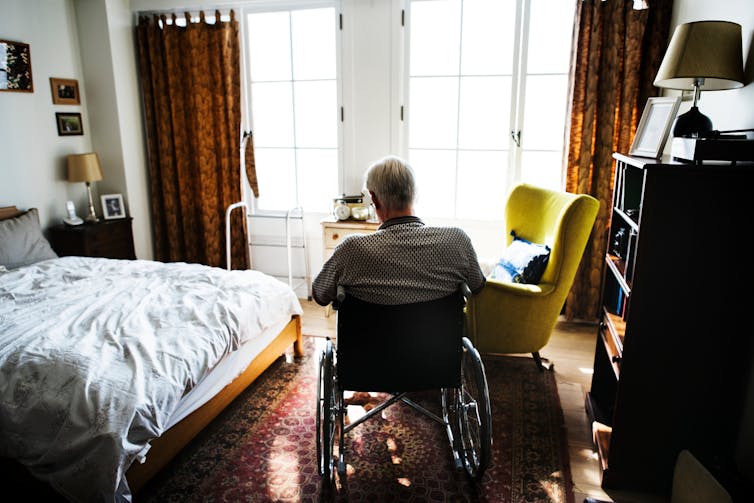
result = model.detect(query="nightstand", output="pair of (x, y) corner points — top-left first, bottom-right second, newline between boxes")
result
(320, 216), (379, 316)
(51, 218), (136, 259)
(321, 216), (380, 262)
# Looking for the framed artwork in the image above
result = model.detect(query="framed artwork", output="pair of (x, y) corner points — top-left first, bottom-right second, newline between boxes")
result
(55, 112), (83, 136)
(629, 96), (681, 159)
(50, 77), (80, 105)
(101, 194), (126, 220)
(0, 39), (33, 92)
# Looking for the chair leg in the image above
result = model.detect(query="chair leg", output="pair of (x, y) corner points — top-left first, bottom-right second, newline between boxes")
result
(532, 352), (553, 372)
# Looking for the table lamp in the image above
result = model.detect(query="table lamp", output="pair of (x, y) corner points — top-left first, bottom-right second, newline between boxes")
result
(653, 20), (744, 138)
(67, 152), (104, 223)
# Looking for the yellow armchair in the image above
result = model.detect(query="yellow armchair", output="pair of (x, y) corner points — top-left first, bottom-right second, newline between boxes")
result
(468, 183), (599, 370)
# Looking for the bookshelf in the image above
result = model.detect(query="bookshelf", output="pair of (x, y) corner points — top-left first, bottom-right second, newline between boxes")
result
(585, 153), (754, 498)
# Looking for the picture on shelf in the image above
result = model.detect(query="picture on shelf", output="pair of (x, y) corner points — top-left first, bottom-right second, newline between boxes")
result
(101, 194), (125, 220)
(629, 97), (680, 159)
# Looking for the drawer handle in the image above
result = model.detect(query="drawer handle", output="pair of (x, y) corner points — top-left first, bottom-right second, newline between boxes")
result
(332, 233), (339, 240)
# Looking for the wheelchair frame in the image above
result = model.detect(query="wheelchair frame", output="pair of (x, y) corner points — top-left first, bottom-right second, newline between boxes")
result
(316, 283), (492, 490)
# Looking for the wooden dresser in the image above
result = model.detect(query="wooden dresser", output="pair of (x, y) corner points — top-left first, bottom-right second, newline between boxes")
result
(51, 218), (136, 260)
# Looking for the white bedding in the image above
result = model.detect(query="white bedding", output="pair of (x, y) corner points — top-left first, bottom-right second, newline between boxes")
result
(0, 256), (302, 502)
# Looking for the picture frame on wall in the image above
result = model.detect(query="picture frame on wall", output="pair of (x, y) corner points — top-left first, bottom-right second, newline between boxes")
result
(55, 112), (83, 136)
(0, 39), (33, 92)
(629, 96), (681, 159)
(50, 77), (80, 105)
(101, 194), (126, 220)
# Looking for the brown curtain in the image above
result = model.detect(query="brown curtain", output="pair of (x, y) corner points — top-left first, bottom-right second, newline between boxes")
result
(135, 11), (249, 270)
(563, 0), (672, 320)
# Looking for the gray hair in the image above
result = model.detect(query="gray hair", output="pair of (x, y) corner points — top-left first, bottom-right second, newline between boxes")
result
(365, 156), (416, 212)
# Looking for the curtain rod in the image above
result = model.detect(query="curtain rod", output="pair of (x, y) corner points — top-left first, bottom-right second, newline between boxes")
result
(135, 0), (334, 17)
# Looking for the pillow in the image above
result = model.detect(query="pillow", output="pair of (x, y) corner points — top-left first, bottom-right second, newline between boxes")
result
(490, 231), (551, 284)
(0, 208), (58, 269)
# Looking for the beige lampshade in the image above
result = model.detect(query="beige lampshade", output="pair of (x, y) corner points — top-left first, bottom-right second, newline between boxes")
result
(654, 21), (745, 91)
(67, 153), (103, 183)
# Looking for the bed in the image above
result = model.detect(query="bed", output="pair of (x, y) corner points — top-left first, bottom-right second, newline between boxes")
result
(0, 206), (304, 502)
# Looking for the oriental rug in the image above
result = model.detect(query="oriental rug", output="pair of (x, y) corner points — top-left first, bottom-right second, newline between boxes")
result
(140, 337), (574, 502)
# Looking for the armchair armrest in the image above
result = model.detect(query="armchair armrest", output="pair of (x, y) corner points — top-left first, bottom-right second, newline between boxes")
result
(483, 279), (556, 297)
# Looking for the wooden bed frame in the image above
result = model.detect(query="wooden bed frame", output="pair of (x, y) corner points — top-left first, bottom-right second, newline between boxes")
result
(1, 205), (305, 493)
(128, 315), (303, 492)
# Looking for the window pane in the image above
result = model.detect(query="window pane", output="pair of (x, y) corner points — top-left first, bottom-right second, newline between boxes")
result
(294, 80), (337, 148)
(254, 148), (297, 211)
(410, 0), (461, 76)
(297, 149), (338, 212)
(520, 151), (563, 191)
(408, 149), (456, 218)
(292, 8), (336, 80)
(247, 12), (291, 82)
(409, 77), (459, 149)
(250, 82), (294, 148)
(526, 0), (575, 74)
(461, 0), (517, 75)
(521, 75), (568, 150)
(456, 150), (508, 220)
(458, 76), (512, 150)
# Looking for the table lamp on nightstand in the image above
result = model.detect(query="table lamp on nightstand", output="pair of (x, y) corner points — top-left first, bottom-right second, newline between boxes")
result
(67, 152), (104, 224)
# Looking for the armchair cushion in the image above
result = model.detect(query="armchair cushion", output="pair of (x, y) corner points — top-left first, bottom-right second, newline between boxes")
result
(490, 231), (551, 284)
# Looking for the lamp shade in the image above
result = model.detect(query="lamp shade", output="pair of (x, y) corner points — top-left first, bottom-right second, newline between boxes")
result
(654, 21), (744, 91)
(67, 153), (103, 183)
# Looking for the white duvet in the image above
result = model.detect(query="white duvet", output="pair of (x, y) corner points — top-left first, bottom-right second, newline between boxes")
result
(0, 256), (302, 502)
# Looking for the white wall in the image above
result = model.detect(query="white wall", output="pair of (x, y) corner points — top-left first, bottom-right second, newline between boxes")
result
(0, 0), (93, 229)
(0, 0), (152, 259)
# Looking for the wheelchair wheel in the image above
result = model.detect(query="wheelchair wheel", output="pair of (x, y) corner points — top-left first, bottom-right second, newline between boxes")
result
(316, 339), (336, 484)
(456, 337), (492, 480)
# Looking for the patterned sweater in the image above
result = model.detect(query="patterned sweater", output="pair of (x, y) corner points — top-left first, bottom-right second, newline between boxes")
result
(312, 216), (485, 306)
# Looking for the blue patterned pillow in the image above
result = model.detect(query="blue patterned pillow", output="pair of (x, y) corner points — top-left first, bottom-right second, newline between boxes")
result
(490, 231), (550, 284)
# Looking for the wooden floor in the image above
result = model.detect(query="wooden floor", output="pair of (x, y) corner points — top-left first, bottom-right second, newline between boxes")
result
(299, 299), (614, 503)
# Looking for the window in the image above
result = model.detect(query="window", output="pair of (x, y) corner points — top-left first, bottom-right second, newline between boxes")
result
(244, 3), (340, 213)
(405, 0), (575, 220)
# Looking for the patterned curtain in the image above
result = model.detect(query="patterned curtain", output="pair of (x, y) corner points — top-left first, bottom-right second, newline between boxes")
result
(563, 0), (672, 320)
(135, 11), (249, 270)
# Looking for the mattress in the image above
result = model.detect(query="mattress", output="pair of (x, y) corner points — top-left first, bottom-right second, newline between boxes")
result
(0, 256), (303, 502)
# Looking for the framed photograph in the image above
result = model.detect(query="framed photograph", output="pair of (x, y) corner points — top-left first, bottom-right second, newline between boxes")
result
(101, 194), (126, 220)
(629, 96), (681, 159)
(50, 77), (80, 105)
(55, 112), (83, 136)
(0, 39), (33, 92)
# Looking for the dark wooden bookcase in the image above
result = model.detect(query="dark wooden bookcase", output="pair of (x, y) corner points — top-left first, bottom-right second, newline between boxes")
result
(586, 153), (754, 497)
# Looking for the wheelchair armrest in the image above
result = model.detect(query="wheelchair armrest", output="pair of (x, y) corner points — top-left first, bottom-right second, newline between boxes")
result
(332, 285), (346, 311)
(460, 282), (472, 302)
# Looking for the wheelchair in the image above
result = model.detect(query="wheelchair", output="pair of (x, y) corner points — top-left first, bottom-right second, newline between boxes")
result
(316, 283), (492, 489)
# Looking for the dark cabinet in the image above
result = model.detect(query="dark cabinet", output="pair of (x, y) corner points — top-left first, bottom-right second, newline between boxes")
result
(585, 153), (754, 498)
(51, 218), (136, 260)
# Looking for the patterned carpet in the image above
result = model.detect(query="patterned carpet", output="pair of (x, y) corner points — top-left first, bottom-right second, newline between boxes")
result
(140, 337), (574, 502)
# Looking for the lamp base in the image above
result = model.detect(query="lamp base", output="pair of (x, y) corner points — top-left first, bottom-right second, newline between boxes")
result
(84, 182), (99, 224)
(672, 106), (713, 138)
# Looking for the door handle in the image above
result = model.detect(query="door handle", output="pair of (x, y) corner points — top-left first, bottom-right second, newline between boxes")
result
(511, 130), (521, 147)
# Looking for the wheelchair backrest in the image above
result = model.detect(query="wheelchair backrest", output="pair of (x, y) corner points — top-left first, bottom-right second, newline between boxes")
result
(335, 289), (466, 392)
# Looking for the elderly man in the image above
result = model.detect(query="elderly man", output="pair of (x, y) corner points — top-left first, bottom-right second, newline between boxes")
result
(312, 156), (485, 306)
